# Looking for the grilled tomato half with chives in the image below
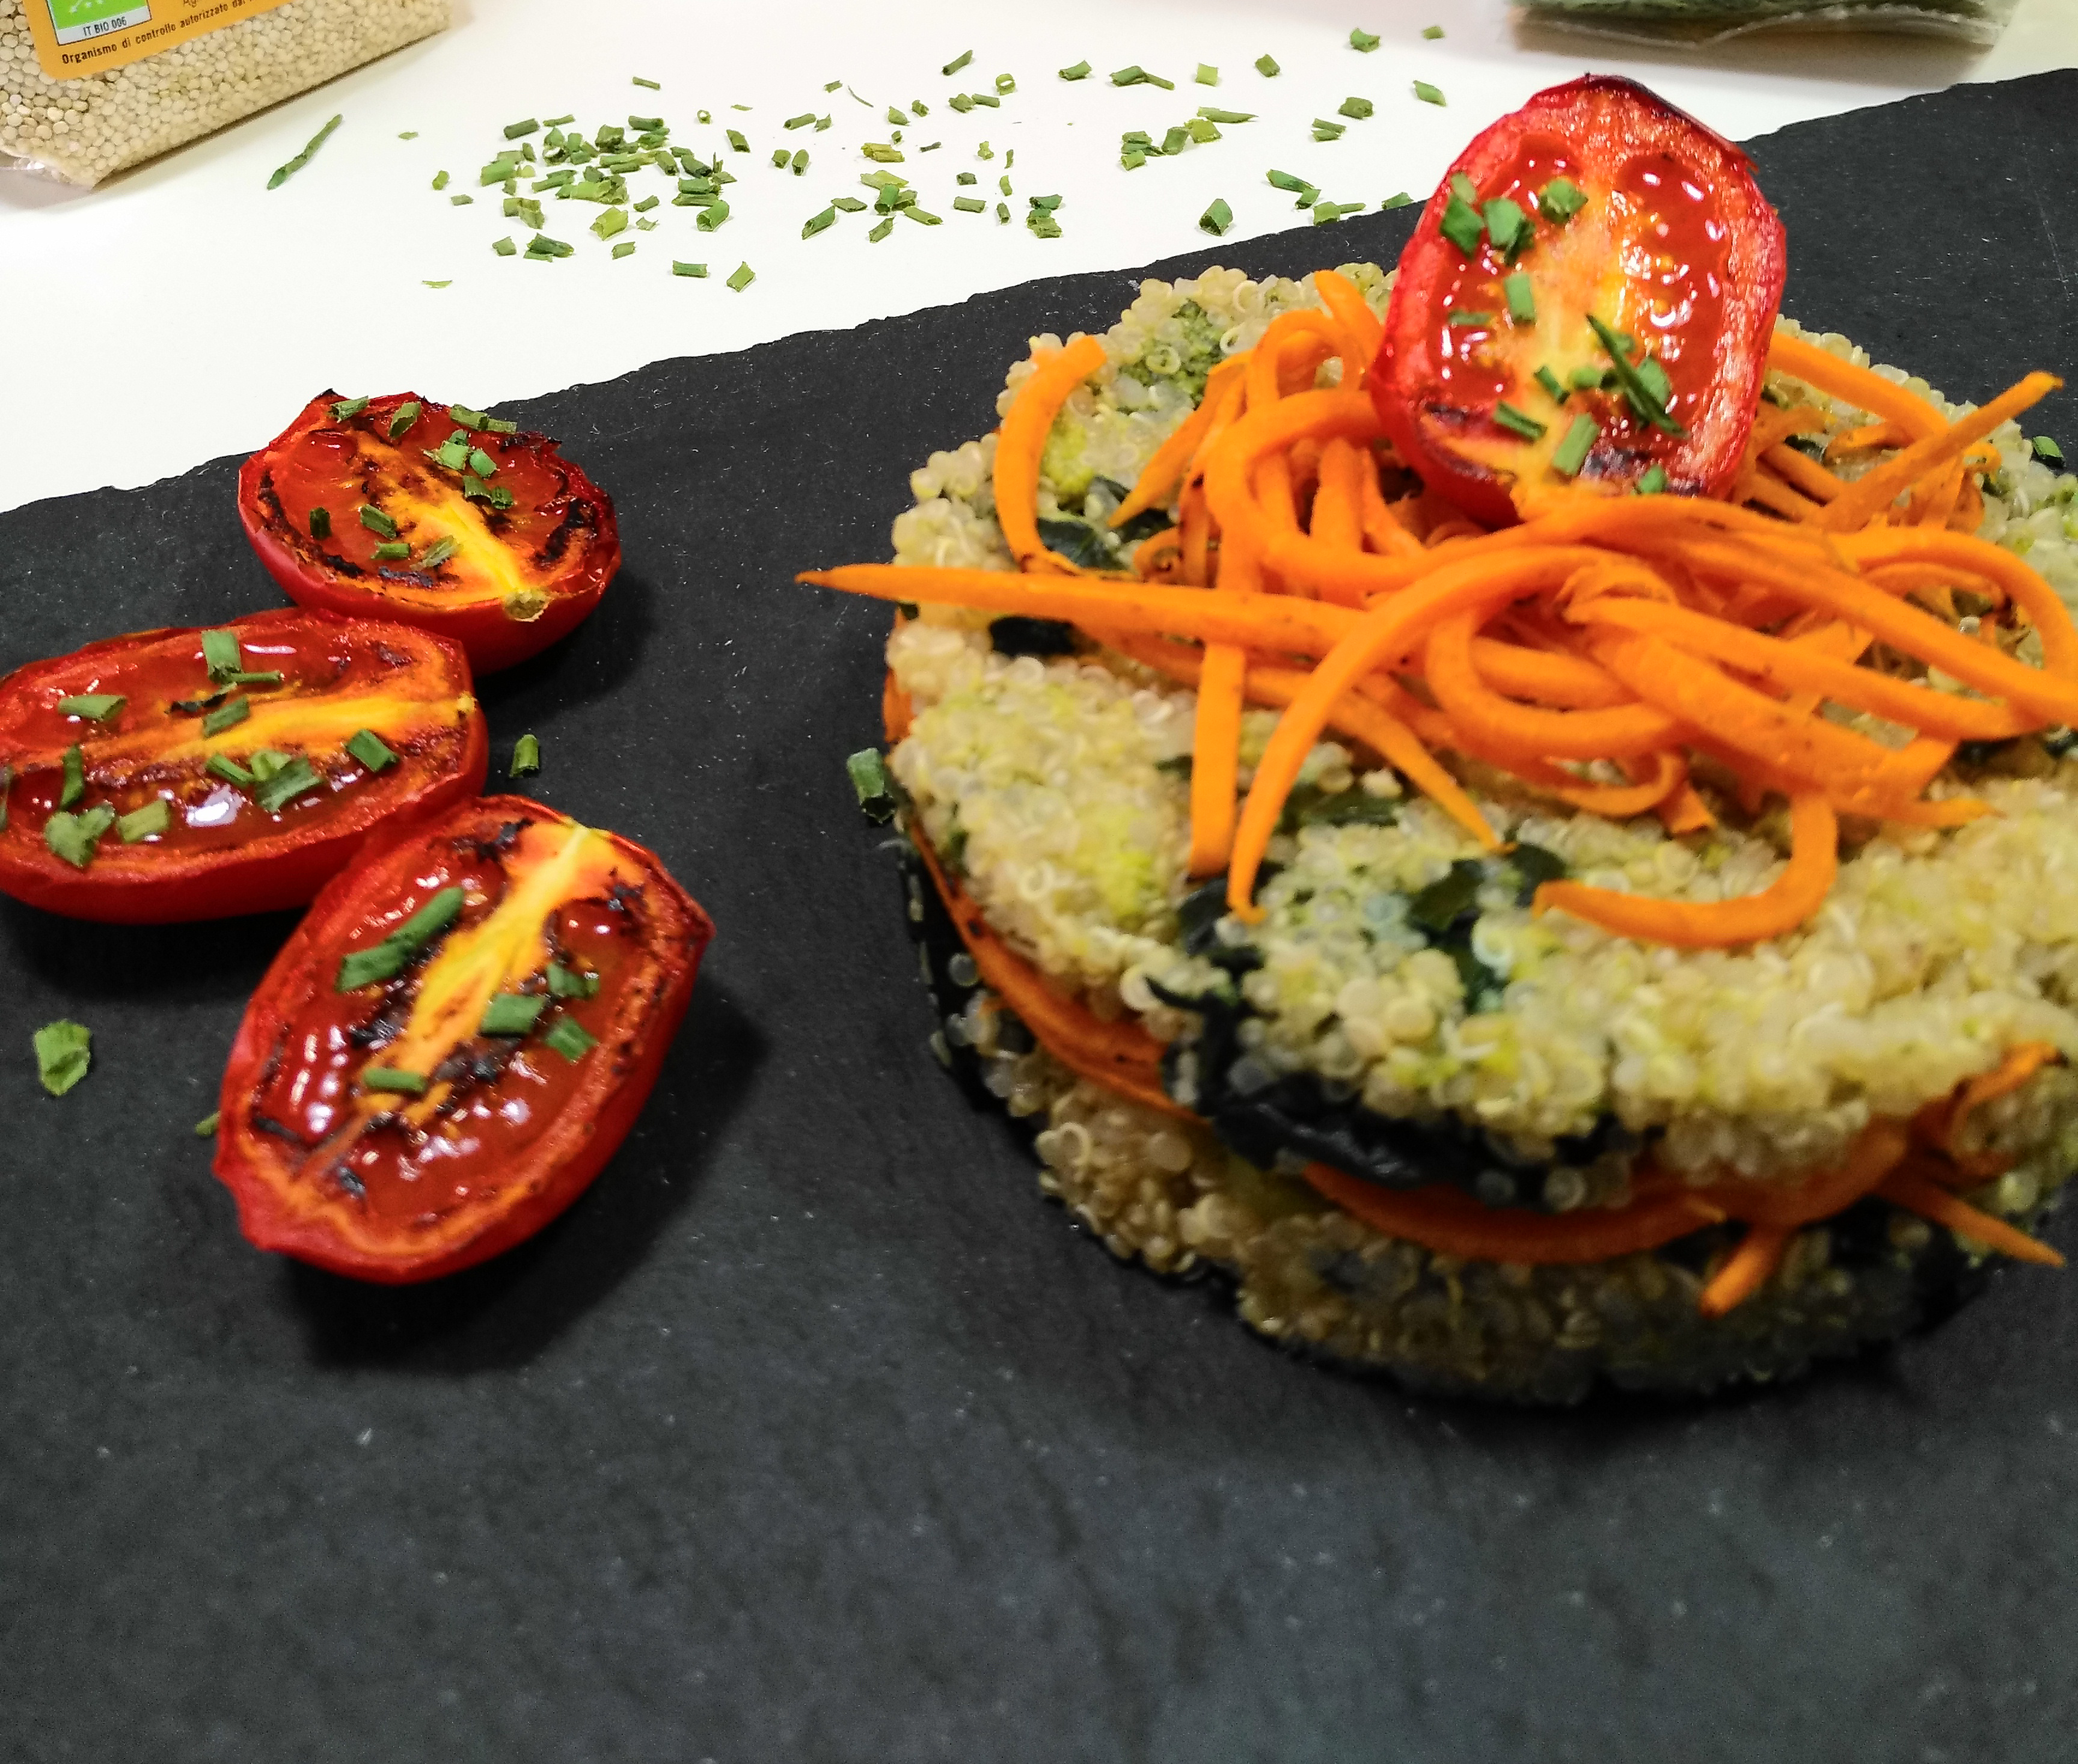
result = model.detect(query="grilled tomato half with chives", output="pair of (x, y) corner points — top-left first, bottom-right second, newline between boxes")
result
(213, 795), (713, 1283)
(0, 610), (486, 923)
(238, 391), (621, 673)
(1373, 75), (1787, 526)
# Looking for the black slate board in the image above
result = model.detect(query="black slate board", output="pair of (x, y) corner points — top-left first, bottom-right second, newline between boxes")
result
(5, 72), (2077, 1764)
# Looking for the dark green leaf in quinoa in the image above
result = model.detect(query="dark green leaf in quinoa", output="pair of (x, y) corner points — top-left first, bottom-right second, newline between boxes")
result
(1409, 858), (1484, 933)
(1034, 517), (1116, 571)
(1507, 841), (1567, 901)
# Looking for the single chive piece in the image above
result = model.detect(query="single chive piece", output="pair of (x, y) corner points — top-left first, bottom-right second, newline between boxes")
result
(372, 541), (410, 561)
(725, 128), (749, 153)
(1449, 173), (1478, 204)
(431, 438), (471, 470)
(673, 260), (709, 277)
(1587, 313), (1687, 437)
(791, 149), (808, 174)
(399, 130), (418, 139)
(1312, 119), (1346, 141)
(202, 697), (251, 738)
(43, 805), (114, 870)
(1635, 463), (1669, 495)
(329, 396), (369, 422)
(1188, 118), (1220, 143)
(1350, 26), (1382, 50)
(784, 112), (816, 130)
(335, 884), (465, 991)
(245, 747), (292, 783)
(953, 195), (987, 213)
(58, 694), (125, 721)
(726, 260), (755, 291)
(833, 195), (868, 210)
(361, 1067), (428, 1097)
(424, 280), (453, 291)
(419, 536), (460, 569)
(1423, 22), (1445, 35)
(1382, 190), (1413, 208)
(544, 114), (575, 127)
(1199, 198), (1233, 237)
(1121, 150), (1146, 170)
(387, 400), (422, 442)
(543, 1017), (598, 1062)
(1439, 193), (1483, 257)
(266, 113), (341, 189)
(34, 1020), (92, 1097)
(1339, 96), (1374, 120)
(1162, 126), (1191, 155)
(903, 206), (943, 225)
(995, 202), (1009, 223)
(1568, 363), (1604, 391)
(548, 963), (601, 1000)
(1198, 106), (1255, 123)
(1538, 177), (1586, 223)
(1413, 80), (1446, 106)
(1504, 272), (1537, 324)
(450, 193), (475, 206)
(509, 733), (541, 777)
(697, 200), (731, 231)
(206, 753), (255, 789)
(1255, 53), (1280, 75)
(1267, 168), (1312, 192)
(219, 670), (281, 690)
(995, 73), (1015, 94)
(1314, 201), (1366, 225)
(504, 118), (540, 139)
(592, 206), (629, 240)
(862, 142), (904, 162)
(1060, 59), (1092, 80)
(432, 169), (449, 191)
(887, 106), (910, 126)
(358, 504), (398, 539)
(1534, 364), (1568, 403)
(195, 1112), (219, 1138)
(956, 171), (978, 185)
(942, 47), (973, 75)
(492, 234), (518, 257)
(480, 993), (548, 1038)
(1493, 402), (1548, 441)
(60, 741), (85, 808)
(869, 216), (894, 242)
(1005, 149), (1015, 167)
(976, 140), (995, 159)
(467, 448), (498, 479)
(1484, 197), (1529, 259)
(254, 757), (323, 815)
(633, 75), (661, 90)
(1196, 63), (1219, 85)
(2032, 435), (2065, 467)
(449, 405), (485, 429)
(1551, 414), (1600, 479)
(969, 92), (1001, 109)
(117, 798), (170, 844)
(346, 729), (397, 772)
(950, 93), (973, 112)
(1028, 192), (1062, 210)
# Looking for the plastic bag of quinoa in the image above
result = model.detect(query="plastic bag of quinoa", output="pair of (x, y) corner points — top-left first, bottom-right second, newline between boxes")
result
(1, 0), (449, 187)
(1515, 0), (2018, 46)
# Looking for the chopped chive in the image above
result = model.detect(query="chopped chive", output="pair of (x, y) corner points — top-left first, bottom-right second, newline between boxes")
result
(1635, 463), (1669, 495)
(1120, 150), (1147, 170)
(358, 504), (398, 539)
(57, 694), (124, 722)
(195, 1112), (219, 1138)
(976, 140), (994, 159)
(480, 992), (548, 1038)
(1188, 118), (1219, 143)
(1439, 193), (1483, 257)
(504, 732), (541, 779)
(887, 106), (910, 126)
(220, 670), (281, 690)
(1423, 22), (1445, 35)
(1534, 365), (1568, 403)
(346, 730), (397, 772)
(1028, 192), (1062, 210)
(791, 149), (808, 173)
(34, 1020), (92, 1097)
(1504, 273), (1537, 324)
(1350, 26), (1382, 50)
(1551, 415), (1599, 479)
(903, 206), (942, 225)
(592, 206), (628, 239)
(1255, 54), (1280, 75)
(504, 118), (539, 139)
(423, 281), (451, 290)
(1267, 168), (1313, 192)
(969, 92), (999, 108)
(387, 400), (421, 441)
(2033, 436), (2065, 467)
(954, 195), (986, 213)
(869, 215), (893, 242)
(450, 194), (474, 206)
(726, 260), (755, 291)
(784, 112), (816, 130)
(1162, 126), (1191, 155)
(862, 142), (904, 162)
(335, 886), (465, 991)
(1198, 106), (1255, 123)
(419, 531), (461, 567)
(525, 232), (575, 257)
(673, 260), (709, 277)
(1312, 118), (1346, 141)
(942, 47), (973, 75)
(1198, 197), (1233, 236)
(1196, 63), (1218, 85)
(1413, 81), (1446, 106)
(202, 697), (251, 738)
(329, 396), (369, 423)
(1313, 201), (1365, 225)
(548, 962), (600, 1000)
(1338, 96), (1375, 120)
(60, 743), (84, 807)
(361, 1067), (428, 1097)
(398, 130), (418, 140)
(117, 798), (169, 844)
(44, 805), (114, 869)
(996, 202), (1010, 223)
(266, 113), (340, 189)
(254, 758), (323, 814)
(1382, 191), (1412, 208)
(949, 93), (973, 113)
(543, 1017), (598, 1062)
(726, 129), (749, 153)
(432, 169), (449, 191)
(633, 75), (661, 90)
(1493, 402), (1548, 441)
(612, 240), (637, 259)
(995, 73), (1015, 94)
(1110, 65), (1174, 89)
(1568, 364), (1604, 391)
(1587, 313), (1687, 437)
(696, 200), (731, 231)
(1059, 59), (1091, 80)
(1537, 177), (1587, 223)
(833, 195), (868, 210)
(205, 753), (254, 789)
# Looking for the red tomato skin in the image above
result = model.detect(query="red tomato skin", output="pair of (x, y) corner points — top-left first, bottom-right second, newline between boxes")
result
(0, 610), (488, 924)
(236, 394), (622, 674)
(212, 797), (713, 1284)
(1373, 76), (1788, 527)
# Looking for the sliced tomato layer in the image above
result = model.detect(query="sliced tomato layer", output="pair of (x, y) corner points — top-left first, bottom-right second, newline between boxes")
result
(238, 392), (621, 672)
(214, 795), (713, 1283)
(0, 609), (486, 922)
(1373, 75), (1787, 525)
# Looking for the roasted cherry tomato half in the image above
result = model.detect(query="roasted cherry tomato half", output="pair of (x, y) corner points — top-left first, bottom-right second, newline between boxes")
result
(214, 795), (713, 1283)
(1373, 75), (1786, 526)
(0, 610), (486, 923)
(238, 391), (622, 673)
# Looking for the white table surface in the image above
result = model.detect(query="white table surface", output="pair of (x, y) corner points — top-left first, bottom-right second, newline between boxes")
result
(3, 0), (2073, 516)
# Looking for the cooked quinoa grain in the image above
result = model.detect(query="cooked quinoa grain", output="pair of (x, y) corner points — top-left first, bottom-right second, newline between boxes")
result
(877, 266), (2078, 1398)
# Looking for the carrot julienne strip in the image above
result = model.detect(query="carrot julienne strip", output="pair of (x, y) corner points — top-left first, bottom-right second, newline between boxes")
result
(993, 335), (1110, 571)
(1109, 355), (1248, 528)
(1880, 1164), (2065, 1267)
(1697, 1225), (1791, 1317)
(1189, 645), (1246, 875)
(1767, 330), (1948, 443)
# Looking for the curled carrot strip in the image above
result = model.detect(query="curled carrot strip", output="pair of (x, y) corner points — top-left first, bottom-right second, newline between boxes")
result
(1310, 267), (1384, 372)
(1427, 611), (1683, 760)
(1761, 441), (1844, 504)
(1109, 356), (1248, 528)
(1767, 330), (1948, 443)
(1468, 637), (1634, 709)
(994, 335), (1110, 571)
(1534, 791), (1838, 949)
(1310, 438), (1368, 568)
(1697, 1119), (1910, 1229)
(1357, 460), (1426, 560)
(1132, 527), (1183, 580)
(1911, 1040), (2061, 1176)
(1815, 372), (2061, 533)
